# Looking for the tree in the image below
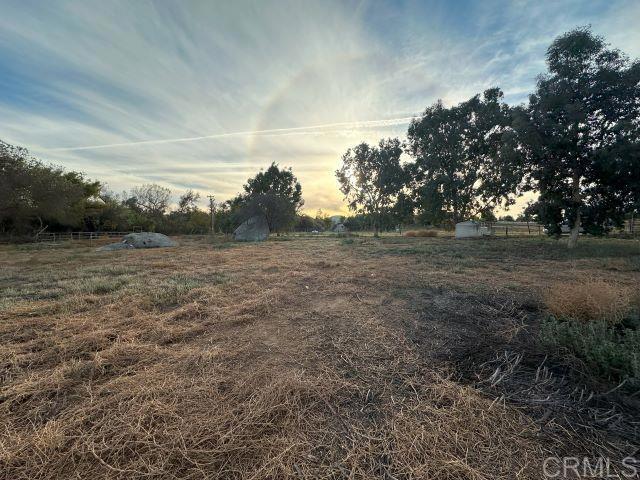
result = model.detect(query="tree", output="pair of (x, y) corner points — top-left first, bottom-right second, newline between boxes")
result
(314, 209), (332, 231)
(392, 191), (415, 230)
(406, 88), (518, 226)
(129, 184), (171, 217)
(0, 140), (100, 235)
(240, 192), (297, 233)
(511, 27), (640, 248)
(177, 189), (200, 214)
(336, 138), (406, 236)
(295, 214), (320, 232)
(165, 190), (209, 234)
(84, 188), (129, 231)
(238, 163), (303, 233)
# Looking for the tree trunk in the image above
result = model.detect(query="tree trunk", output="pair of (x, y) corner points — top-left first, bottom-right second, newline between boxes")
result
(373, 209), (380, 237)
(567, 173), (582, 249)
(568, 209), (581, 249)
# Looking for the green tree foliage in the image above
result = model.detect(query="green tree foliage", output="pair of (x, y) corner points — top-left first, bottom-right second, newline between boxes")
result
(128, 184), (171, 218)
(214, 201), (237, 234)
(0, 140), (100, 235)
(407, 88), (517, 226)
(391, 191), (415, 228)
(84, 189), (129, 231)
(294, 214), (326, 232)
(314, 209), (333, 231)
(510, 27), (640, 247)
(336, 138), (406, 236)
(236, 163), (303, 233)
(165, 190), (209, 234)
(177, 189), (200, 214)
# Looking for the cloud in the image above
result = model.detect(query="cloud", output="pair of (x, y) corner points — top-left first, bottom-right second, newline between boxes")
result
(1, 0), (637, 214)
(44, 116), (417, 152)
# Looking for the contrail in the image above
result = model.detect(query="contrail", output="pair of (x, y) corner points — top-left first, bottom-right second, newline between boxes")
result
(46, 116), (417, 152)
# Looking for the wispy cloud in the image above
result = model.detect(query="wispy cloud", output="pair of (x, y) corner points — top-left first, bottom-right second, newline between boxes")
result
(1, 0), (637, 213)
(45, 116), (418, 152)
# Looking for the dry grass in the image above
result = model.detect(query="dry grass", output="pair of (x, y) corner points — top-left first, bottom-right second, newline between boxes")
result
(1, 235), (638, 478)
(404, 229), (438, 237)
(544, 278), (634, 324)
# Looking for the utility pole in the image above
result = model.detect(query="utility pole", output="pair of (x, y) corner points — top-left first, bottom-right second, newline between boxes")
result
(207, 194), (215, 234)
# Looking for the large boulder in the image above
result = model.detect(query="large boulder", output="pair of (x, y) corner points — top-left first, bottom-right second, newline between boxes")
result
(122, 232), (177, 248)
(233, 215), (269, 242)
(98, 232), (176, 251)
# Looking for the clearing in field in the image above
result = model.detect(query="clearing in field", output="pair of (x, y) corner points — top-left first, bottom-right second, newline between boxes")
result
(1, 235), (639, 479)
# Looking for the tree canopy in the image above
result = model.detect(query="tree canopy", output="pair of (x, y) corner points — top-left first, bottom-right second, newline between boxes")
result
(236, 162), (303, 233)
(336, 138), (406, 235)
(128, 184), (171, 217)
(510, 27), (640, 247)
(406, 88), (517, 226)
(0, 140), (100, 235)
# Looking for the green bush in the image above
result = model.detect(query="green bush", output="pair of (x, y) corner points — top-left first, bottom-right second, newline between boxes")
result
(541, 317), (640, 387)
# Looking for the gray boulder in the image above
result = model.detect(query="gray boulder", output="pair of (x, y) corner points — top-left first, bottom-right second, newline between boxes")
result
(98, 232), (176, 251)
(122, 232), (177, 248)
(233, 215), (269, 242)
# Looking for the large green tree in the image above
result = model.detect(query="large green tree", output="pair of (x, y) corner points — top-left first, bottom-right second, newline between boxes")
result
(128, 184), (171, 218)
(237, 163), (303, 233)
(512, 27), (640, 247)
(336, 138), (406, 236)
(406, 88), (518, 226)
(0, 140), (100, 235)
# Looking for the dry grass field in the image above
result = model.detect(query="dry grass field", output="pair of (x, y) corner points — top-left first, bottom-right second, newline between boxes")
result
(1, 235), (639, 479)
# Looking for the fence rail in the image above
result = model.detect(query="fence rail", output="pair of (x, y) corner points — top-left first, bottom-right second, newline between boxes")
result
(34, 231), (131, 243)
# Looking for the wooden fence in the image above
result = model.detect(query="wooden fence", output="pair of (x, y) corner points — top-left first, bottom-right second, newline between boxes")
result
(34, 231), (131, 243)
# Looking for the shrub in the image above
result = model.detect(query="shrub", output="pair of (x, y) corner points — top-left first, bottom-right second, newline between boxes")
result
(404, 230), (438, 238)
(544, 279), (633, 325)
(540, 317), (640, 387)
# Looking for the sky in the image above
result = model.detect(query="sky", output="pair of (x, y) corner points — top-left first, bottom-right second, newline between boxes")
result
(1, 0), (639, 215)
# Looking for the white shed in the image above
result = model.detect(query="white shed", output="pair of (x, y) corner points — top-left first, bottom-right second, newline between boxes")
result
(455, 220), (482, 239)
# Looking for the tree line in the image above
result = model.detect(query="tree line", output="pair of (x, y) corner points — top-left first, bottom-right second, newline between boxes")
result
(2, 28), (638, 246)
(336, 27), (640, 247)
(0, 141), (306, 239)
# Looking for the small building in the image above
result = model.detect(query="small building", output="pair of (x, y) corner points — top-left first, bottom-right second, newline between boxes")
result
(455, 220), (482, 239)
(456, 220), (495, 239)
(333, 223), (347, 233)
(479, 225), (494, 236)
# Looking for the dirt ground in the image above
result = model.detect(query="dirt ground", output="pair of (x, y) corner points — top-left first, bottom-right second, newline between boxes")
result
(1, 235), (639, 479)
